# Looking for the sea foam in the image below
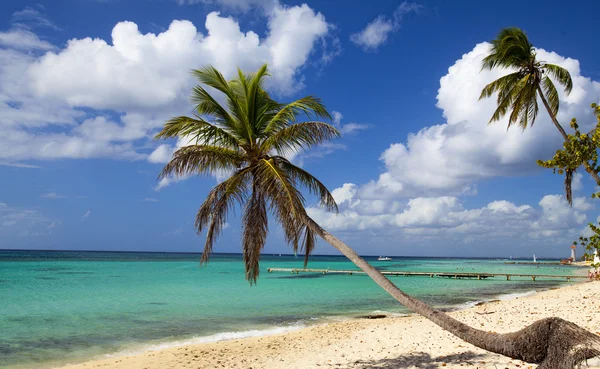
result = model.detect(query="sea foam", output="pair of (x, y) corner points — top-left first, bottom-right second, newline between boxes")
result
(107, 324), (307, 357)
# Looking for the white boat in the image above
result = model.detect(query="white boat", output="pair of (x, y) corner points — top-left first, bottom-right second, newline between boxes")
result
(377, 256), (392, 261)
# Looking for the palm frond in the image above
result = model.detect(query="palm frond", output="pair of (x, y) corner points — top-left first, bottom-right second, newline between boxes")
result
(541, 76), (560, 118)
(301, 226), (316, 268)
(260, 122), (340, 156)
(479, 72), (522, 101)
(565, 169), (573, 206)
(195, 169), (250, 264)
(190, 85), (242, 135)
(263, 96), (332, 135)
(158, 145), (244, 179)
(273, 156), (338, 212)
(543, 63), (573, 95)
(482, 27), (533, 70)
(246, 64), (269, 132)
(192, 66), (250, 142)
(255, 158), (306, 252)
(242, 185), (268, 284)
(154, 116), (240, 149)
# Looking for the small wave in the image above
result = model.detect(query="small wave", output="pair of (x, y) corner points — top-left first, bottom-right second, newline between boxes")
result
(106, 324), (307, 357)
(369, 310), (409, 318)
(448, 290), (538, 311)
(451, 300), (486, 311)
(496, 290), (537, 300)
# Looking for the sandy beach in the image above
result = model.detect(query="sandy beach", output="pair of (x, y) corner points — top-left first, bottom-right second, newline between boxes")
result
(54, 280), (600, 369)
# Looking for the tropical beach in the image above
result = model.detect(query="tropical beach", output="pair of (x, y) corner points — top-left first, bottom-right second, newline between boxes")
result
(51, 279), (599, 369)
(0, 251), (596, 368)
(3, 0), (600, 368)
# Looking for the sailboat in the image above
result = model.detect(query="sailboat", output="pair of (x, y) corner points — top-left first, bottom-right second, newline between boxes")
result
(533, 254), (537, 263)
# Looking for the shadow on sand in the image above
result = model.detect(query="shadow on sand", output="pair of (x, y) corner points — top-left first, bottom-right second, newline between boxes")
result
(340, 351), (494, 368)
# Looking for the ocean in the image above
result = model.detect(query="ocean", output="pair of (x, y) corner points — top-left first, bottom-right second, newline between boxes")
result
(0, 250), (585, 368)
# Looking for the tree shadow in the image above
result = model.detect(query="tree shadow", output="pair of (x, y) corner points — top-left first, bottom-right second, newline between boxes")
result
(341, 351), (494, 369)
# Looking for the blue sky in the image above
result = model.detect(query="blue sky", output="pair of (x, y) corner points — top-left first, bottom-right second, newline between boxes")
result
(1, 0), (600, 258)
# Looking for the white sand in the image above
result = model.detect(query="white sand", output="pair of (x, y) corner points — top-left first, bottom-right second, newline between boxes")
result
(56, 281), (600, 369)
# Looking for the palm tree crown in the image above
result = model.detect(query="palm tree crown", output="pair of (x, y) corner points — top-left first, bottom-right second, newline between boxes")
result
(479, 27), (573, 130)
(155, 64), (340, 283)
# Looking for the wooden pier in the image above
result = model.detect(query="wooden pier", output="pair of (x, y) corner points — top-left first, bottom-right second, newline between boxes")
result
(266, 268), (587, 282)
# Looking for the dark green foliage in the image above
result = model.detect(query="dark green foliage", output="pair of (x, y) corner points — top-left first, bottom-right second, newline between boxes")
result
(155, 64), (340, 283)
(479, 27), (573, 130)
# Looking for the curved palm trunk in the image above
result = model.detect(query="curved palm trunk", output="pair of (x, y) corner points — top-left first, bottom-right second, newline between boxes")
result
(537, 87), (600, 186)
(302, 215), (600, 368)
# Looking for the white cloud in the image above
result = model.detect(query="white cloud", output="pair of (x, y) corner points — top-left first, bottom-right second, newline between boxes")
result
(0, 29), (54, 50)
(148, 144), (174, 164)
(29, 7), (331, 110)
(11, 5), (59, 31)
(305, 42), (600, 256)
(351, 43), (600, 200)
(350, 1), (421, 51)
(81, 210), (91, 221)
(41, 192), (66, 199)
(176, 0), (276, 12)
(308, 192), (590, 248)
(0, 3), (336, 168)
(143, 197), (160, 202)
(330, 110), (370, 135)
(0, 202), (54, 234)
(155, 175), (189, 191)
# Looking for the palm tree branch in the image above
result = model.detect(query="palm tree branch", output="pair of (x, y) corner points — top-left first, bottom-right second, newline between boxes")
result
(158, 145), (244, 179)
(259, 122), (340, 156)
(541, 76), (559, 118)
(242, 184), (268, 284)
(263, 96), (332, 135)
(196, 169), (251, 264)
(154, 116), (240, 149)
(191, 85), (242, 134)
(543, 63), (573, 94)
(272, 156), (338, 212)
(192, 66), (251, 143)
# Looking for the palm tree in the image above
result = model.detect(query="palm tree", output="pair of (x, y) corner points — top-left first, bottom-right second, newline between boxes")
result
(479, 27), (600, 203)
(156, 64), (600, 368)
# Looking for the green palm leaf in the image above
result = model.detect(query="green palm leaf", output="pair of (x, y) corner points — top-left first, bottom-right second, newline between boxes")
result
(543, 63), (573, 94)
(156, 64), (339, 283)
(158, 145), (244, 179)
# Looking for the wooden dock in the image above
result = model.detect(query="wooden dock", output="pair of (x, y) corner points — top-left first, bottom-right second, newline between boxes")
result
(266, 268), (587, 282)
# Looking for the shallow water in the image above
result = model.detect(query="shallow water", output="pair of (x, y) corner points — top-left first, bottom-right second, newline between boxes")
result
(0, 250), (584, 368)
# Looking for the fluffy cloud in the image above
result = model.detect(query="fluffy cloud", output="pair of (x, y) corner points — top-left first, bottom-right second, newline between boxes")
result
(29, 7), (330, 110)
(0, 4), (336, 167)
(0, 29), (54, 50)
(350, 1), (420, 51)
(331, 111), (370, 135)
(308, 194), (590, 249)
(306, 42), (600, 256)
(352, 43), (600, 200)
(0, 202), (55, 237)
(176, 0), (276, 12)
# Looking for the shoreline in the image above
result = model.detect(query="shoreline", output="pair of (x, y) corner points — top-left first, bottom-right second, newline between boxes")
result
(53, 280), (600, 369)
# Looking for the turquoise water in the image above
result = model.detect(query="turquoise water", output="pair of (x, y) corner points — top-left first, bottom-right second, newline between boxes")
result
(0, 251), (585, 368)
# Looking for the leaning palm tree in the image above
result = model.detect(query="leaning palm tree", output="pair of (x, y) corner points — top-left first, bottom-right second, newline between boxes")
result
(156, 64), (600, 368)
(479, 27), (600, 203)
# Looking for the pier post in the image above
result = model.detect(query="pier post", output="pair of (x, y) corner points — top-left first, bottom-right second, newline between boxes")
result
(506, 275), (511, 281)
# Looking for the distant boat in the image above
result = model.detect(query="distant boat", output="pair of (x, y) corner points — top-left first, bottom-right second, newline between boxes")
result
(533, 254), (537, 263)
(377, 256), (392, 261)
